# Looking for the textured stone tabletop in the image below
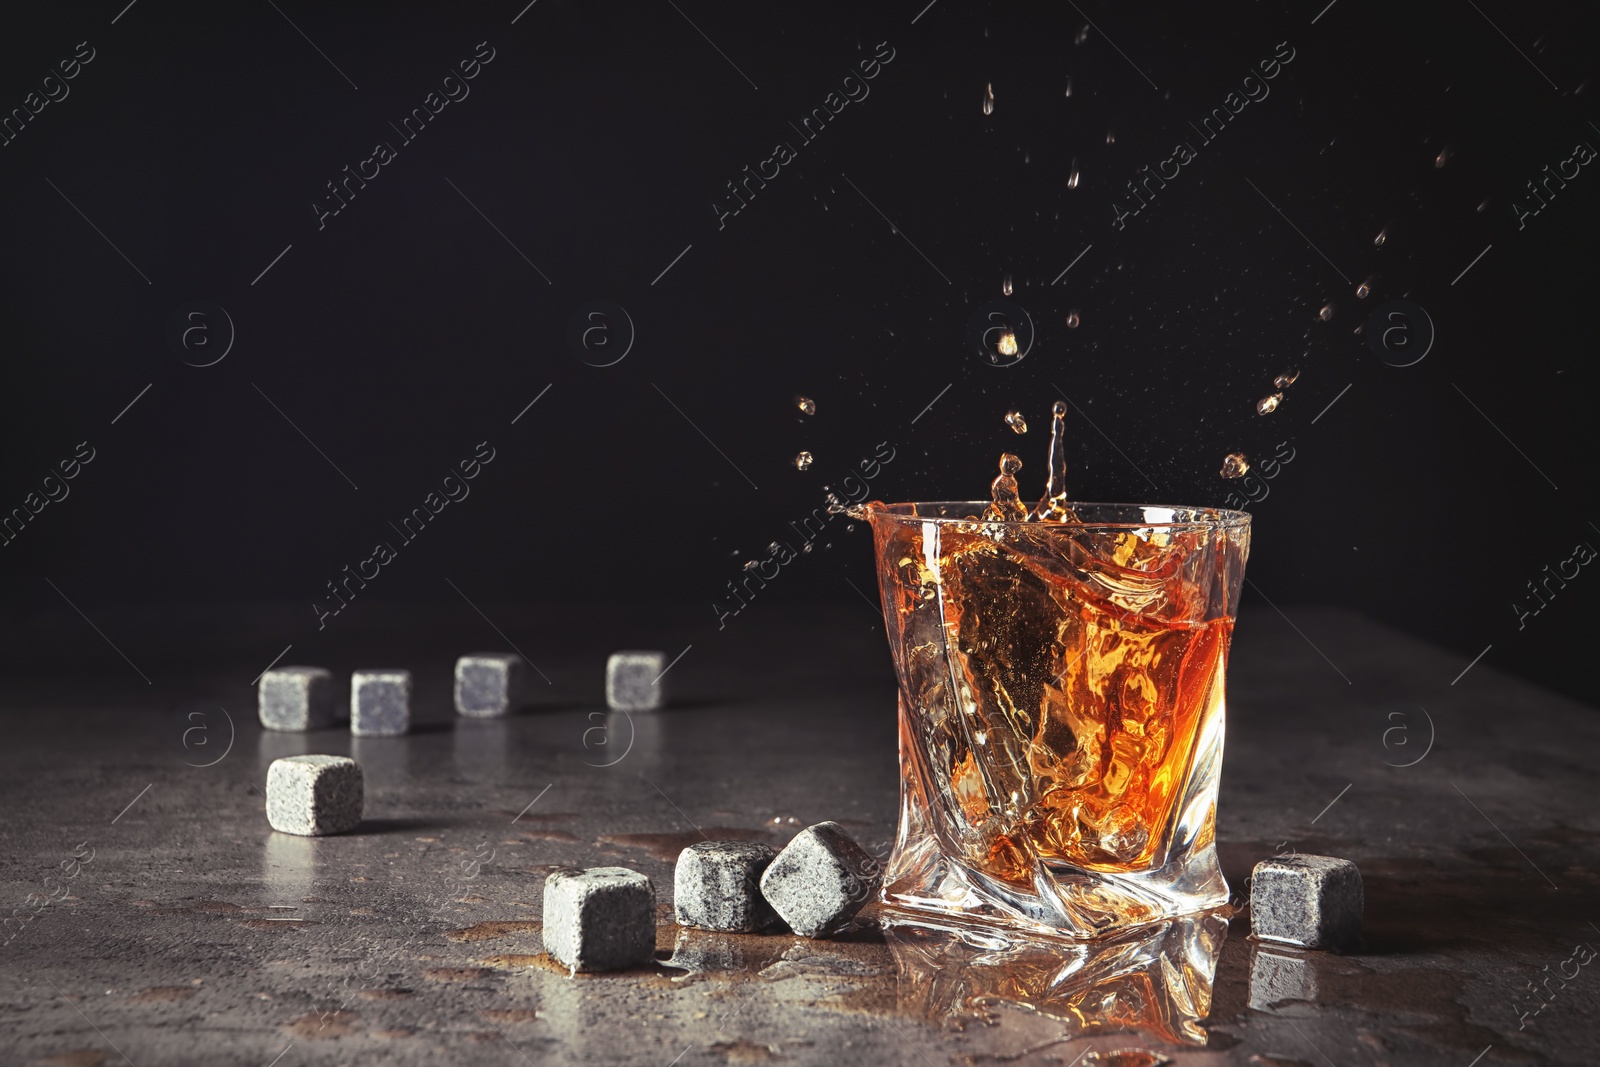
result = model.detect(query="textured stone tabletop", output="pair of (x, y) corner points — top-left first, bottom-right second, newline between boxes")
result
(1, 604), (1596, 1065)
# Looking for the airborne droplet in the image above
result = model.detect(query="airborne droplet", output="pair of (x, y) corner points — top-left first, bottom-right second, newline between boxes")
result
(982, 83), (995, 116)
(794, 451), (813, 471)
(1435, 146), (1451, 168)
(1075, 24), (1090, 45)
(1256, 393), (1282, 416)
(996, 330), (1019, 357)
(1220, 453), (1250, 479)
(1064, 76), (1073, 97)
(1318, 304), (1334, 322)
(1002, 272), (1013, 296)
(1356, 278), (1372, 299)
(743, 559), (759, 571)
(1067, 160), (1081, 189)
(1004, 409), (1028, 434)
(1373, 227), (1388, 248)
(796, 395), (816, 416)
(1105, 127), (1116, 145)
(1273, 369), (1300, 389)
(1065, 310), (1081, 329)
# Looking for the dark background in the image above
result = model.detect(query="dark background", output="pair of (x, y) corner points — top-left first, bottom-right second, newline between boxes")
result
(1, 1), (1593, 705)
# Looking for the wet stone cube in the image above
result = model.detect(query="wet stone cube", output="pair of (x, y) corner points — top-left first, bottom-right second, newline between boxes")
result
(675, 841), (778, 932)
(266, 755), (363, 836)
(606, 651), (666, 712)
(759, 822), (880, 938)
(258, 666), (334, 732)
(1250, 854), (1363, 949)
(454, 654), (524, 718)
(542, 866), (656, 973)
(351, 670), (411, 736)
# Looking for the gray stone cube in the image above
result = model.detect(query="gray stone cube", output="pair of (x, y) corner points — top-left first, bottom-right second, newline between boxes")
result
(759, 822), (880, 938)
(455, 653), (525, 718)
(674, 841), (777, 932)
(1250, 854), (1363, 949)
(606, 651), (665, 712)
(542, 866), (656, 973)
(266, 754), (363, 836)
(351, 670), (411, 736)
(258, 666), (334, 732)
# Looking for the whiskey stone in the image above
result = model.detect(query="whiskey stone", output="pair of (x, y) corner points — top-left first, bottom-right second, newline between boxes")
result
(674, 841), (778, 932)
(606, 651), (666, 712)
(266, 754), (363, 836)
(759, 822), (880, 938)
(1250, 854), (1363, 949)
(454, 653), (524, 718)
(258, 666), (334, 732)
(351, 670), (411, 736)
(542, 866), (656, 972)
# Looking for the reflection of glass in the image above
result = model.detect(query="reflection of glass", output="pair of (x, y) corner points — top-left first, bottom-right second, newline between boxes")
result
(885, 912), (1228, 1046)
(866, 502), (1249, 936)
(263, 832), (318, 905)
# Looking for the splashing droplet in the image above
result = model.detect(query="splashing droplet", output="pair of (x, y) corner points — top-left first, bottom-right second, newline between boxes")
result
(1256, 393), (1282, 416)
(1064, 76), (1073, 97)
(1435, 146), (1451, 168)
(743, 559), (760, 571)
(982, 83), (995, 116)
(801, 542), (814, 554)
(767, 542), (781, 555)
(1065, 310), (1081, 329)
(1220, 453), (1249, 479)
(996, 330), (1019, 357)
(1075, 24), (1090, 45)
(1273, 369), (1300, 389)
(793, 451), (813, 471)
(1001, 272), (1013, 296)
(1373, 227), (1388, 248)
(1477, 198), (1490, 213)
(1067, 160), (1081, 189)
(796, 395), (816, 416)
(1004, 409), (1028, 434)
(1105, 127), (1116, 145)
(1318, 304), (1334, 322)
(1356, 278), (1373, 299)
(984, 453), (1027, 521)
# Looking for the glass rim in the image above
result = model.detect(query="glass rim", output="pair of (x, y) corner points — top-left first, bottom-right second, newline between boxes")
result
(862, 500), (1252, 530)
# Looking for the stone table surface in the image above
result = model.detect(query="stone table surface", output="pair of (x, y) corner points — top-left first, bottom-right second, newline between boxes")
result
(1, 603), (1597, 1066)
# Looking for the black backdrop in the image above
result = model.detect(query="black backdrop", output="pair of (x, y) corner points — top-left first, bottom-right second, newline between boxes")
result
(2, 1), (1594, 704)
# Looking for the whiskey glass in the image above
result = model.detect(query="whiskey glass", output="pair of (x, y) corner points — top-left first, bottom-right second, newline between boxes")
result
(865, 502), (1250, 937)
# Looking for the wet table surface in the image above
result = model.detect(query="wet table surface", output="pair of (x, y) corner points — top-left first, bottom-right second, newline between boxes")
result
(1, 603), (1597, 1066)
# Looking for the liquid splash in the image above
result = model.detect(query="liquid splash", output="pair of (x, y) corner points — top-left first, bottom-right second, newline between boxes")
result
(1065, 310), (1081, 329)
(1004, 410), (1028, 434)
(1219, 453), (1249, 479)
(1256, 393), (1282, 415)
(794, 451), (813, 471)
(1374, 227), (1388, 248)
(1034, 401), (1077, 521)
(796, 396), (816, 416)
(1356, 278), (1373, 299)
(996, 330), (1019, 357)
(984, 453), (1028, 521)
(1273, 369), (1299, 389)
(1002, 272), (1013, 296)
(983, 83), (995, 116)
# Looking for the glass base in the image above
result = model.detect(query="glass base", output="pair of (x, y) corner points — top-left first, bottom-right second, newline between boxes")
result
(883, 703), (1229, 938)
